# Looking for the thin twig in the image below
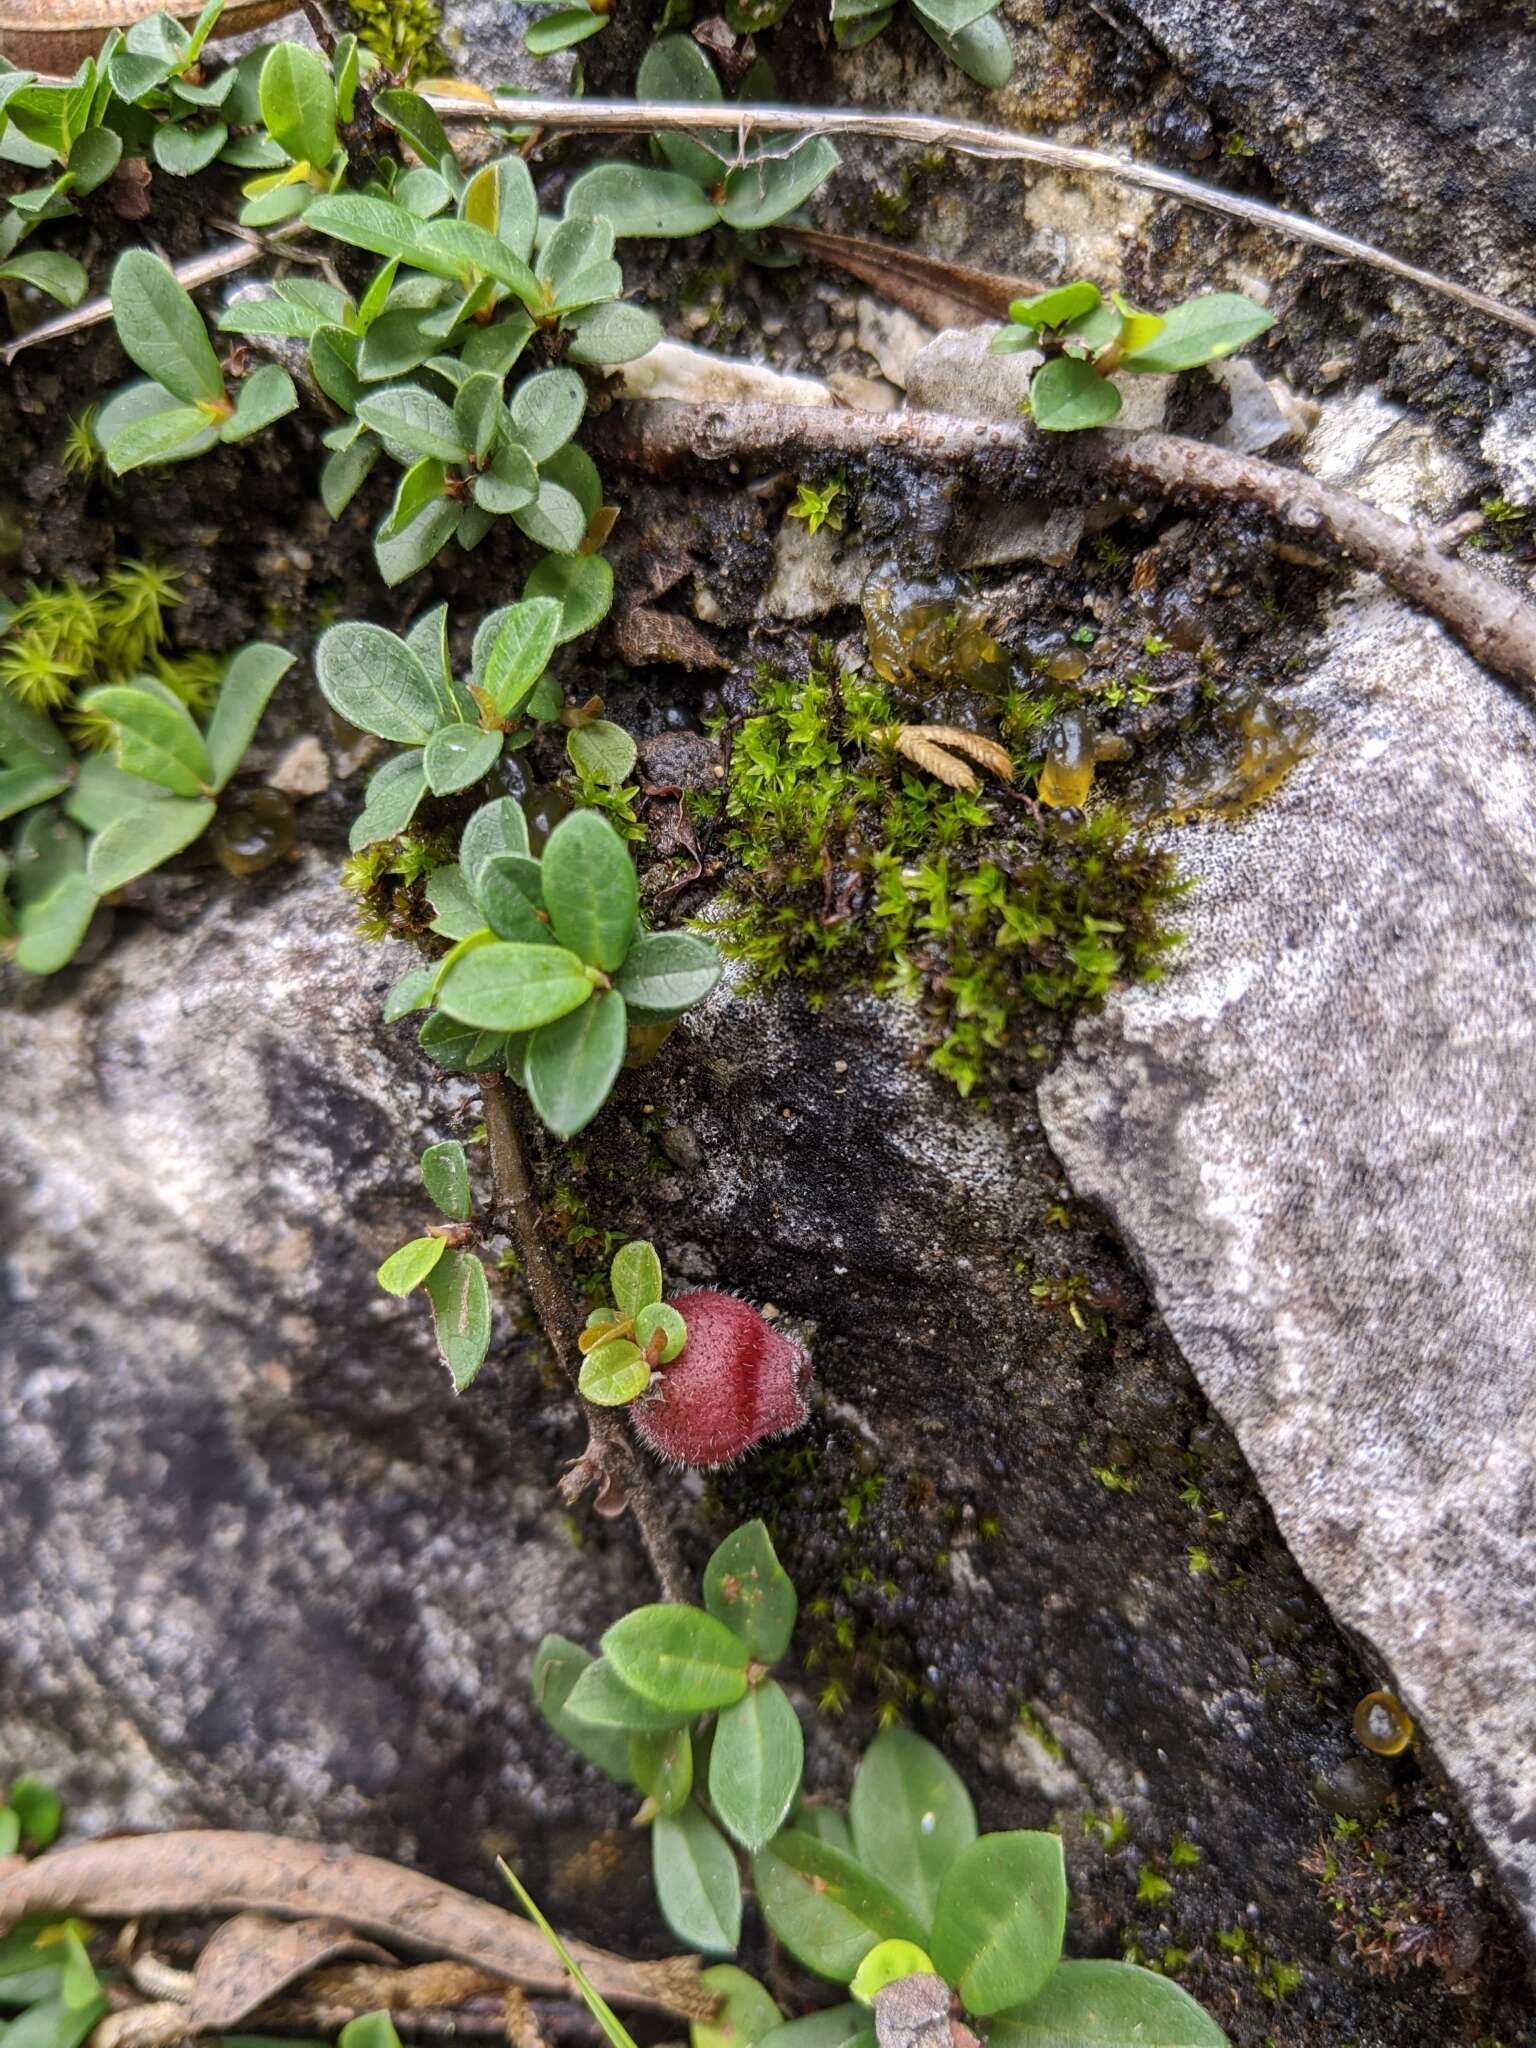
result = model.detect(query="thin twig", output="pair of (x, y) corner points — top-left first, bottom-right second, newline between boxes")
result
(0, 221), (322, 367)
(419, 92), (1536, 342)
(480, 1074), (691, 1603)
(6, 86), (1533, 369)
(593, 399), (1536, 694)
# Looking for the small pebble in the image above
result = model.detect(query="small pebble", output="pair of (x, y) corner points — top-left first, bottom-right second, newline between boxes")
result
(266, 735), (330, 799)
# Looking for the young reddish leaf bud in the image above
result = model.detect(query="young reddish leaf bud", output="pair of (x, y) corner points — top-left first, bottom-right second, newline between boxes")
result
(630, 1290), (812, 1469)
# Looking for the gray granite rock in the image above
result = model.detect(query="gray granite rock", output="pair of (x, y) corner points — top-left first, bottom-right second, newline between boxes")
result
(1119, 0), (1536, 309)
(1039, 548), (1536, 1930)
(436, 0), (574, 92)
(14, 842), (1525, 2033)
(0, 864), (652, 1900)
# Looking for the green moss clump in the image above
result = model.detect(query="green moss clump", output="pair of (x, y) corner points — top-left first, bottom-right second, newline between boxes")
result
(340, 825), (455, 942)
(0, 561), (201, 721)
(345, 0), (441, 77)
(715, 665), (1186, 1095)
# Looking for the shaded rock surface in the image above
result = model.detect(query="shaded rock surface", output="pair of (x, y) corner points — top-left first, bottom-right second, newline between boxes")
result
(3, 1), (1535, 2041)
(0, 869), (657, 1900)
(6, 853), (1534, 2041)
(1118, 0), (1536, 305)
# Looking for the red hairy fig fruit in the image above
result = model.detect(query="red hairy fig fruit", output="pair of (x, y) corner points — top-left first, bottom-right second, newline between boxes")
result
(630, 1290), (812, 1469)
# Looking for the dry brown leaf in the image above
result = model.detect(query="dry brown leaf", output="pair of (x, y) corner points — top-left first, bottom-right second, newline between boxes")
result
(612, 606), (729, 671)
(777, 228), (1034, 331)
(871, 1975), (955, 2048)
(0, 0), (296, 67)
(189, 1912), (392, 2031)
(894, 732), (976, 788)
(0, 1833), (712, 2022)
(305, 1959), (503, 2010)
(888, 725), (1014, 788)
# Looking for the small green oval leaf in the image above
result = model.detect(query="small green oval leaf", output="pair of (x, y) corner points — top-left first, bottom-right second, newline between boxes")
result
(109, 248), (226, 404)
(1117, 290), (1274, 373)
(438, 940), (592, 1031)
(635, 1301), (687, 1364)
(525, 552), (614, 643)
(482, 595), (562, 719)
(849, 1729), (977, 1928)
(259, 42), (337, 170)
(850, 1943), (935, 2008)
(614, 929), (722, 1019)
(630, 1726), (694, 1817)
(578, 1336), (650, 1406)
(709, 1678), (804, 1853)
(758, 2006), (871, 2048)
(80, 684), (211, 795)
(653, 1805), (742, 1955)
(753, 1830), (926, 1984)
(1008, 280), (1101, 330)
(929, 1832), (1067, 2016)
(567, 718), (637, 788)
(563, 163), (721, 239)
(602, 1604), (750, 1714)
(421, 1138), (472, 1221)
(204, 641), (294, 792)
(564, 1656), (695, 1732)
(86, 797), (215, 891)
(718, 137), (839, 232)
(461, 794), (531, 881)
(531, 1634), (635, 1783)
(378, 1235), (447, 1295)
(540, 808), (638, 970)
(424, 721), (503, 795)
(316, 622), (442, 745)
(611, 1238), (663, 1316)
(985, 1960), (1230, 2046)
(350, 751), (428, 850)
(424, 1246), (492, 1391)
(703, 1519), (797, 1663)
(356, 382), (469, 463)
(525, 986), (628, 1137)
(509, 366), (586, 464)
(1029, 355), (1123, 432)
(691, 1966), (781, 2048)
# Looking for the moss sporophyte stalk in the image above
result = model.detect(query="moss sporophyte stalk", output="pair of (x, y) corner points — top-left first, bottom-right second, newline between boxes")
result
(713, 666), (1185, 1095)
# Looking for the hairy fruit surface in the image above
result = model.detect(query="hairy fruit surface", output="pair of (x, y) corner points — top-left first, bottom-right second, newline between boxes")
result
(630, 1290), (811, 1468)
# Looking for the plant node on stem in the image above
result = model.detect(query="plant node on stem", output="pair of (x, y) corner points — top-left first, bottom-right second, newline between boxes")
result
(479, 1072), (692, 1604)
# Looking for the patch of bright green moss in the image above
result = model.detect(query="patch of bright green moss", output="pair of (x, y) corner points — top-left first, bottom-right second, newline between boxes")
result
(715, 665), (1186, 1095)
(345, 0), (441, 77)
(340, 824), (455, 942)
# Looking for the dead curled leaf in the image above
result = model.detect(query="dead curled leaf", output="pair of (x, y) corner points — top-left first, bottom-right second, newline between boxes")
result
(189, 1912), (392, 2031)
(0, 1834), (713, 2021)
(884, 725), (1014, 789)
(265, 1958), (544, 2047)
(0, 0), (297, 68)
(776, 228), (1035, 332)
(871, 1975), (956, 2048)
